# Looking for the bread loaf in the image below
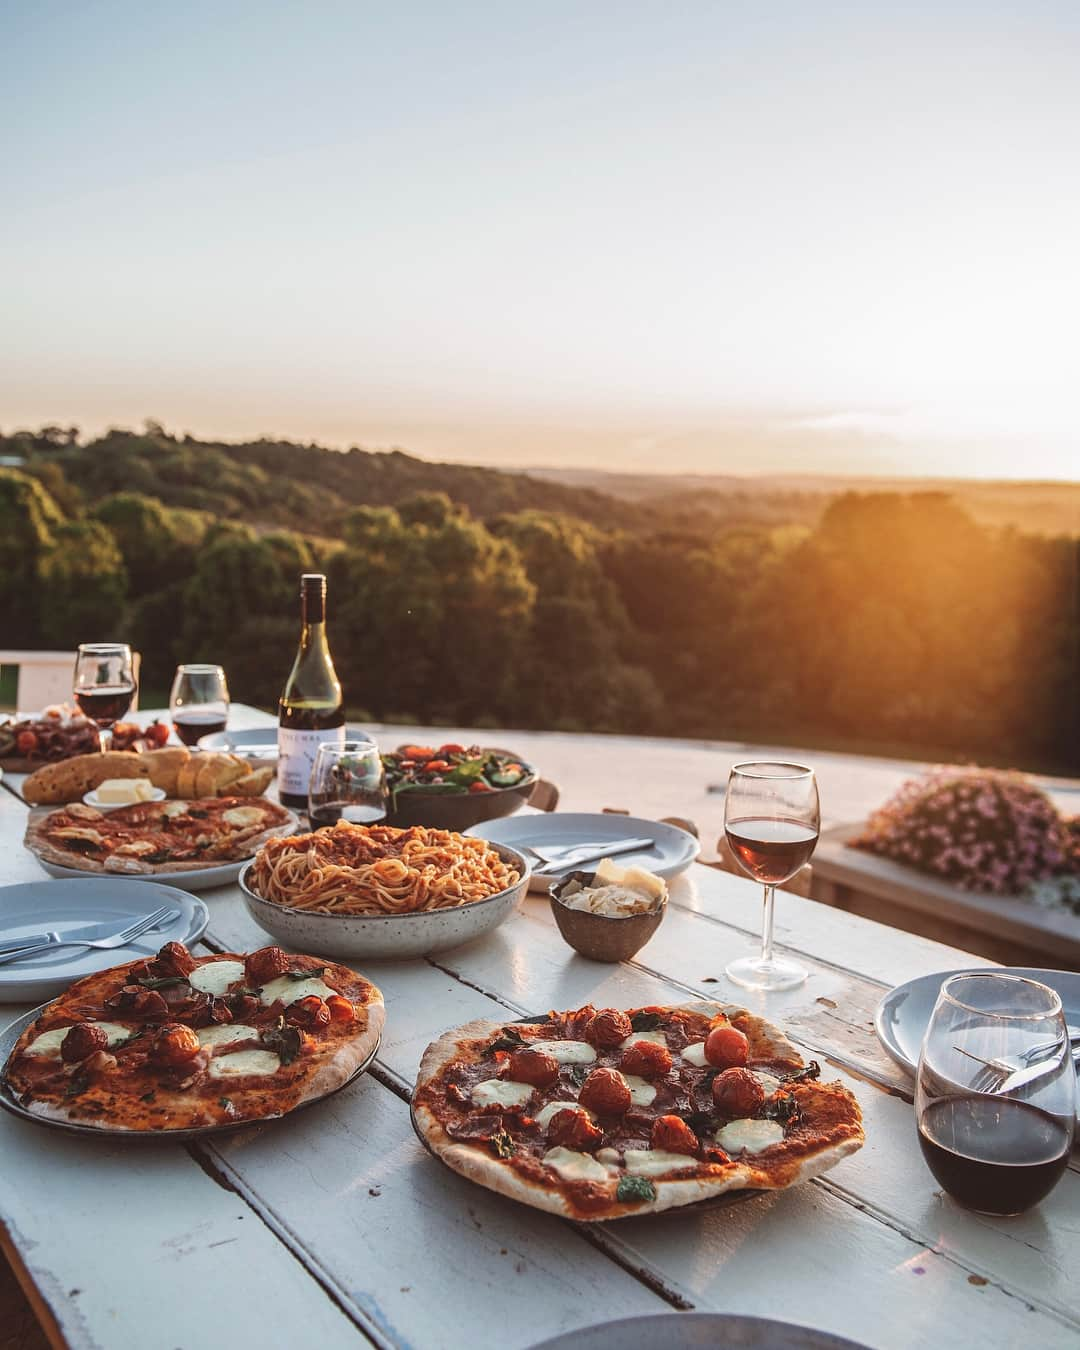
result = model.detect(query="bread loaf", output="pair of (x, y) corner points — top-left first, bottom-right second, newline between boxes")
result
(23, 753), (150, 806)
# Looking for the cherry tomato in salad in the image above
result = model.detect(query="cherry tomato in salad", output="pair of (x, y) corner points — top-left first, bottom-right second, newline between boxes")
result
(400, 745), (435, 760)
(438, 744), (465, 756)
(424, 759), (451, 772)
(16, 730), (38, 754)
(468, 781), (494, 793)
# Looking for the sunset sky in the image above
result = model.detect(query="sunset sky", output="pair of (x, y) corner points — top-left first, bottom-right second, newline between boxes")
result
(3, 2), (1078, 479)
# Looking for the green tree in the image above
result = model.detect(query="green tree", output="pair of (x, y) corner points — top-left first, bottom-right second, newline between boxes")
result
(37, 521), (128, 646)
(0, 469), (65, 643)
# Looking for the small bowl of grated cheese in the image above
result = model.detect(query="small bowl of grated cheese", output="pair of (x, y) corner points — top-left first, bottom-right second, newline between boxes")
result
(548, 858), (668, 962)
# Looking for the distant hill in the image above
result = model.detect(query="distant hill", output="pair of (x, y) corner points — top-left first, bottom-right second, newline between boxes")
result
(1, 429), (654, 535)
(520, 466), (1080, 535)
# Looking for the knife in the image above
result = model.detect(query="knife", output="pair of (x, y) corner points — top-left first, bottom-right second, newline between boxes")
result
(533, 837), (657, 877)
(997, 1048), (1080, 1096)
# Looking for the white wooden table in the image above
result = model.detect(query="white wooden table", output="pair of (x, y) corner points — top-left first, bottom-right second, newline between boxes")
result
(1, 713), (1078, 1350)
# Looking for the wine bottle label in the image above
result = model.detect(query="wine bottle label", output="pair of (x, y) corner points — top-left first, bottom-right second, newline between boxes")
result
(277, 725), (347, 798)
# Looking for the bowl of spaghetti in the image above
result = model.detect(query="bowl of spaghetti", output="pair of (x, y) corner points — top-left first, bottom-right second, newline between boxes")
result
(238, 821), (531, 959)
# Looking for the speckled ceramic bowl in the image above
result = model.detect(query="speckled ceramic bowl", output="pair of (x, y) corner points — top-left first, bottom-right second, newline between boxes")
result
(548, 870), (668, 963)
(237, 843), (531, 960)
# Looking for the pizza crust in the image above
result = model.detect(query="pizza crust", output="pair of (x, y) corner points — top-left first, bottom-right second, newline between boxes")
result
(411, 1004), (864, 1221)
(23, 801), (299, 875)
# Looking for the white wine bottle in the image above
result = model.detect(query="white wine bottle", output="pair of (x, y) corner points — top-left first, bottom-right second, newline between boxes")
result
(277, 573), (346, 808)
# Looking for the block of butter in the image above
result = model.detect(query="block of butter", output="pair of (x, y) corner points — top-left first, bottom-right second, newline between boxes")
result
(95, 777), (155, 804)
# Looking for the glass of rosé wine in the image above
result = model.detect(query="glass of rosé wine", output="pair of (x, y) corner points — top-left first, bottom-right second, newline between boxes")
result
(723, 761), (819, 991)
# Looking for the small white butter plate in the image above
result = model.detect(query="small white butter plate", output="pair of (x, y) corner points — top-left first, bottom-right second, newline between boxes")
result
(82, 786), (167, 811)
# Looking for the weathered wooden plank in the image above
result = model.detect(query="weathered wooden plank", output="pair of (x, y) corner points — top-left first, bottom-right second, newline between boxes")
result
(202, 1072), (672, 1350)
(0, 1074), (368, 1350)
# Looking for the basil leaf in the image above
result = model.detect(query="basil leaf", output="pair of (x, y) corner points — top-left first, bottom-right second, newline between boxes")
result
(630, 1012), (661, 1032)
(286, 967), (326, 982)
(139, 1091), (156, 1104)
(761, 1094), (800, 1124)
(136, 975), (189, 991)
(488, 1028), (526, 1053)
(218, 1097), (233, 1111)
(64, 1070), (91, 1099)
(489, 1129), (516, 1159)
(262, 1025), (303, 1065)
(784, 1061), (821, 1084)
(616, 1175), (656, 1204)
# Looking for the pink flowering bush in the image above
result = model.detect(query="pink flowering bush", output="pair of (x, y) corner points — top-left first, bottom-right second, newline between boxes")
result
(850, 768), (1072, 895)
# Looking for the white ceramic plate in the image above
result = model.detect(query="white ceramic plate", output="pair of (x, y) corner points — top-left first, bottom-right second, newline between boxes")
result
(83, 787), (167, 811)
(196, 724), (374, 760)
(237, 843), (531, 960)
(466, 813), (700, 893)
(875, 967), (1080, 1125)
(0, 879), (208, 1003)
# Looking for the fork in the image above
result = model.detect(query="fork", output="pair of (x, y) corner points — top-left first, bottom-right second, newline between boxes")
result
(956, 1030), (1080, 1092)
(0, 906), (177, 966)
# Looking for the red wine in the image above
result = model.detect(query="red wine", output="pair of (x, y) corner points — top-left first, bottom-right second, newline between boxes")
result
(918, 1096), (1070, 1215)
(725, 817), (819, 884)
(74, 686), (135, 726)
(309, 803), (386, 829)
(173, 711), (228, 746)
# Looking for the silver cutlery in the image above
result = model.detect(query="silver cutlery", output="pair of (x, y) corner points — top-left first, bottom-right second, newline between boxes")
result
(521, 836), (655, 867)
(0, 912), (176, 956)
(0, 906), (177, 966)
(532, 837), (657, 877)
(955, 1031), (1080, 1094)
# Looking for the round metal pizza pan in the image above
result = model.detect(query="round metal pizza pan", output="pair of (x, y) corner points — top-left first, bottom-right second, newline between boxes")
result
(0, 1002), (380, 1140)
(528, 1314), (871, 1350)
(32, 856), (250, 892)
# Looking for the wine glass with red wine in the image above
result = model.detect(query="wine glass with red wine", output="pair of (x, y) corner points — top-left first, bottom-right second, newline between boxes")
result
(723, 761), (819, 991)
(308, 740), (387, 829)
(72, 644), (136, 752)
(170, 665), (230, 747)
(917, 973), (1075, 1215)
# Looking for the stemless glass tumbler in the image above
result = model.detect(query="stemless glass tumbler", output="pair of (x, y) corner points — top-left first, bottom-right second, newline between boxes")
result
(917, 973), (1075, 1215)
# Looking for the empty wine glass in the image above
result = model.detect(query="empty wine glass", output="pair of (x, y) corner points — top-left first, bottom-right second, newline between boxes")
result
(73, 644), (136, 752)
(308, 740), (387, 829)
(917, 973), (1075, 1214)
(170, 665), (230, 747)
(723, 761), (820, 991)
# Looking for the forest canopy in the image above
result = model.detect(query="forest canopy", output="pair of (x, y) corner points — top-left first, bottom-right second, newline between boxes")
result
(1, 425), (1076, 772)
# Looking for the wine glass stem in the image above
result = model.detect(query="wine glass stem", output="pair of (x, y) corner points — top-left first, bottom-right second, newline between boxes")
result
(98, 727), (111, 754)
(760, 884), (776, 964)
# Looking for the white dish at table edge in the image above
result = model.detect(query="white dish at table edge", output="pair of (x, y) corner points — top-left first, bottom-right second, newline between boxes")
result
(875, 966), (1080, 1128)
(465, 812), (700, 892)
(0, 878), (208, 1003)
(237, 842), (531, 959)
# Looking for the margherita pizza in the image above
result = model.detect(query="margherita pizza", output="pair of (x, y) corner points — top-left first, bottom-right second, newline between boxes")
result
(24, 797), (298, 875)
(3, 943), (384, 1131)
(412, 1002), (863, 1220)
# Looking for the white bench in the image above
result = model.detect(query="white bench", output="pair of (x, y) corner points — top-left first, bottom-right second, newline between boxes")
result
(0, 650), (140, 714)
(811, 822), (1080, 968)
